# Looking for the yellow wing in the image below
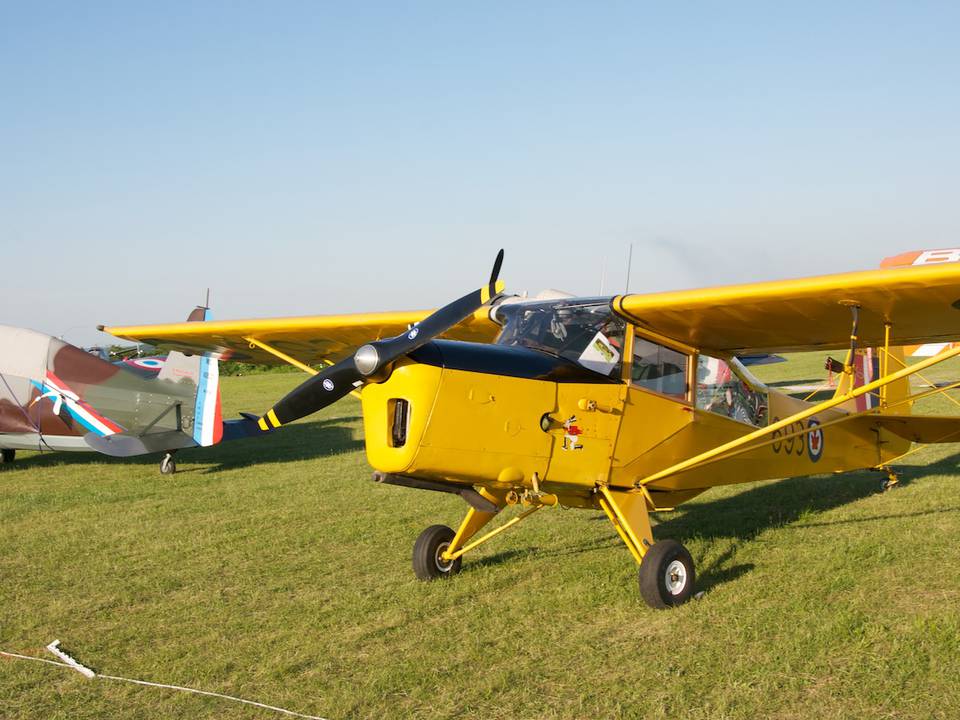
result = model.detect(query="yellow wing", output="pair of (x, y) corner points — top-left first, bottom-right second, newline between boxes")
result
(614, 263), (960, 353)
(101, 309), (500, 365)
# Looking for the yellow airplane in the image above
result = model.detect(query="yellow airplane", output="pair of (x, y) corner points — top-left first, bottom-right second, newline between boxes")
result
(101, 250), (960, 608)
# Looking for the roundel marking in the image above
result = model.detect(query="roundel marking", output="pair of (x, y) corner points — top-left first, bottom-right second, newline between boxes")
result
(807, 419), (824, 462)
(126, 357), (165, 371)
(408, 327), (420, 340)
(322, 378), (335, 391)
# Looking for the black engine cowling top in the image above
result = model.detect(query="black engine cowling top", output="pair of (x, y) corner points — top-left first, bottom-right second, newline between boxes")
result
(408, 340), (619, 384)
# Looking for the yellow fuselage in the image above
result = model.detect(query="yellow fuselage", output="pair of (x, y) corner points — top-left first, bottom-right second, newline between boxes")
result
(360, 345), (910, 511)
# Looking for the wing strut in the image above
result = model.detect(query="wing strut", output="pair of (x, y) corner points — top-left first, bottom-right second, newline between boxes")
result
(635, 338), (960, 488)
(242, 337), (364, 401)
(243, 337), (318, 376)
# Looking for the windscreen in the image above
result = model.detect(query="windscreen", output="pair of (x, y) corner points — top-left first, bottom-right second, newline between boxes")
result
(495, 299), (625, 377)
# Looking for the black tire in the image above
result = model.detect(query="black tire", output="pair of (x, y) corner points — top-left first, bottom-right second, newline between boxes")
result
(159, 456), (176, 475)
(1, 449), (14, 464)
(412, 525), (462, 580)
(638, 539), (696, 609)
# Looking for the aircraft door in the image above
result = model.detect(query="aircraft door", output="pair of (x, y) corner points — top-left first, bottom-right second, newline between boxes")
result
(543, 382), (625, 488)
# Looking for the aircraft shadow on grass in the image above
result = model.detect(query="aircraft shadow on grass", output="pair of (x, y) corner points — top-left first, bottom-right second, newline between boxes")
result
(472, 448), (960, 595)
(0, 416), (364, 473)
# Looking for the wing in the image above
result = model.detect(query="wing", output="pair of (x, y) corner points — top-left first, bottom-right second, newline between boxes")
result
(613, 263), (960, 354)
(100, 309), (501, 366)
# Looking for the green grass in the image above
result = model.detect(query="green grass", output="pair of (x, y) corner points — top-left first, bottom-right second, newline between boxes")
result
(4, 368), (960, 719)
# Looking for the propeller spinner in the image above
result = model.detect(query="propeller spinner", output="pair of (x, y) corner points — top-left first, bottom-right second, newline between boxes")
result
(257, 249), (506, 430)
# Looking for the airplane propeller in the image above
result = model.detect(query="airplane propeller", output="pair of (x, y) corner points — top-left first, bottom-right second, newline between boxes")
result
(257, 249), (506, 430)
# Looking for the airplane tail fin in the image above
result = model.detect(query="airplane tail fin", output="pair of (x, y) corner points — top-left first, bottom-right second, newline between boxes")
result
(157, 306), (223, 447)
(86, 306), (267, 458)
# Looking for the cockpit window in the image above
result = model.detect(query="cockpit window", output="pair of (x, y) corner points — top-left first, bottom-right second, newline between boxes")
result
(495, 300), (625, 377)
(632, 335), (688, 399)
(696, 355), (768, 426)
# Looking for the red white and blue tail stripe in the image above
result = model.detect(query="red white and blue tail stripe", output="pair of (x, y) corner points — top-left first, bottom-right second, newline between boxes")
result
(191, 308), (223, 447)
(30, 370), (124, 437)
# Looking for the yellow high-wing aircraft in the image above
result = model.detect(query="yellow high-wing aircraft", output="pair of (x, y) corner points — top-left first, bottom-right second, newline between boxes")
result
(101, 250), (960, 608)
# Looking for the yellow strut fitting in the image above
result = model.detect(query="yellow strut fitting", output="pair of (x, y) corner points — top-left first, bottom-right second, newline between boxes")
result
(243, 337), (318, 376)
(636, 341), (960, 488)
(442, 505), (542, 562)
(636, 484), (677, 512)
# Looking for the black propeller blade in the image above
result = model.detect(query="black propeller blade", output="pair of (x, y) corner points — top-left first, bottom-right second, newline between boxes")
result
(257, 250), (505, 430)
(257, 356), (361, 431)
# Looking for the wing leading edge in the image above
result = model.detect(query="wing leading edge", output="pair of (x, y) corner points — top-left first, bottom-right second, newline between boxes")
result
(101, 309), (501, 366)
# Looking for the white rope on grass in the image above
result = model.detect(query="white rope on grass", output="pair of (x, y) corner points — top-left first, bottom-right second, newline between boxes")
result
(1, 643), (329, 720)
(0, 650), (72, 669)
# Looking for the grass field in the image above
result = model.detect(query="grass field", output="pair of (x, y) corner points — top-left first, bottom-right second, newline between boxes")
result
(4, 358), (960, 719)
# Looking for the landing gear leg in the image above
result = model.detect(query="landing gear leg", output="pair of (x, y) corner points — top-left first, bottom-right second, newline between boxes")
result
(1, 449), (14, 464)
(598, 485), (697, 609)
(413, 502), (500, 581)
(159, 451), (177, 475)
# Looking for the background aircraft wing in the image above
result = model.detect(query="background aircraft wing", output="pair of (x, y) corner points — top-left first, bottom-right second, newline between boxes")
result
(613, 263), (960, 354)
(101, 309), (501, 365)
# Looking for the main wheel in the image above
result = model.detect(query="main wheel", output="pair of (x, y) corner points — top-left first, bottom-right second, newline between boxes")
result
(159, 455), (177, 475)
(638, 539), (696, 609)
(1, 449), (14, 464)
(412, 525), (462, 580)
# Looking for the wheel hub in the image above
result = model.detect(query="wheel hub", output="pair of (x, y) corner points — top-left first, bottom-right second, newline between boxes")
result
(665, 559), (687, 595)
(435, 542), (454, 572)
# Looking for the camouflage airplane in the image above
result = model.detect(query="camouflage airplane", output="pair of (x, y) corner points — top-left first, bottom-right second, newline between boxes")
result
(0, 307), (264, 474)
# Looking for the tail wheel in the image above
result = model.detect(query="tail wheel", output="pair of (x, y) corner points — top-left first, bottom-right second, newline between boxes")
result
(1, 449), (14, 464)
(159, 454), (177, 475)
(638, 539), (696, 609)
(412, 525), (462, 580)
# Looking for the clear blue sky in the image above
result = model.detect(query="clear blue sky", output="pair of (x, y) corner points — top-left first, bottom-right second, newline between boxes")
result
(2, 2), (958, 346)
